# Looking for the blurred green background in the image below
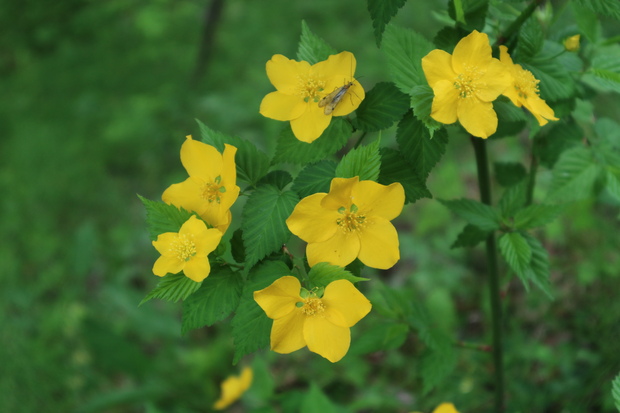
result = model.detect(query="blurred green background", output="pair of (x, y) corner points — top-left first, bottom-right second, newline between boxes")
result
(1, 0), (619, 412)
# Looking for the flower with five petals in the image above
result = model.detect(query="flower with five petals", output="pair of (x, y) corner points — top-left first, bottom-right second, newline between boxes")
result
(253, 276), (371, 363)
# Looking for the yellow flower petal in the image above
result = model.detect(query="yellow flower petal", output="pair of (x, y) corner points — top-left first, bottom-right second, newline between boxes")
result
(457, 97), (497, 139)
(433, 403), (460, 413)
(304, 315), (350, 362)
(270, 309), (307, 354)
(322, 280), (372, 328)
(320, 177), (358, 210)
(286, 193), (339, 243)
(353, 181), (405, 221)
(564, 34), (580, 52)
(357, 217), (400, 269)
(290, 104), (332, 143)
(266, 54), (311, 94)
(183, 256), (211, 282)
(260, 91), (306, 121)
(422, 49), (456, 88)
(314, 51), (356, 82)
(180, 136), (223, 181)
(253, 276), (300, 319)
(152, 255), (183, 277)
(476, 59), (512, 102)
(306, 229), (360, 267)
(213, 366), (253, 410)
(524, 95), (558, 126)
(330, 80), (365, 117)
(452, 30), (493, 73)
(162, 178), (207, 216)
(430, 80), (459, 124)
(152, 232), (179, 255)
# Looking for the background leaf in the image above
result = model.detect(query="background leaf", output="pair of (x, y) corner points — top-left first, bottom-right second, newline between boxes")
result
(297, 20), (337, 64)
(439, 198), (501, 231)
(139, 196), (194, 241)
(378, 148), (431, 204)
(292, 160), (337, 199)
(499, 232), (532, 283)
(546, 146), (600, 203)
(451, 224), (489, 248)
(573, 0), (620, 20)
(307, 262), (368, 289)
(335, 138), (381, 181)
(396, 112), (448, 179)
(140, 273), (202, 306)
(241, 185), (299, 269)
(494, 162), (527, 187)
(367, 0), (408, 46)
(513, 204), (565, 230)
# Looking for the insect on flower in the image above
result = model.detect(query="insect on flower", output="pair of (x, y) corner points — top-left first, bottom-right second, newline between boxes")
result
(318, 81), (355, 115)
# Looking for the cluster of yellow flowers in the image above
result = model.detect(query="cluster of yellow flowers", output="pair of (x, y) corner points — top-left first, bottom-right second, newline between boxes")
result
(422, 30), (558, 138)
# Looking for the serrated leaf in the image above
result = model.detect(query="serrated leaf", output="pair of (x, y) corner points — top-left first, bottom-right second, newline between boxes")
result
(181, 267), (243, 333)
(499, 232), (532, 284)
(296, 21), (337, 65)
(573, 0), (620, 20)
(292, 160), (337, 199)
(420, 344), (457, 394)
(230, 228), (245, 263)
(451, 224), (489, 248)
(307, 262), (368, 289)
(494, 162), (527, 187)
(397, 112), (448, 179)
(231, 261), (292, 364)
(439, 198), (501, 231)
(516, 17), (543, 59)
(272, 119), (352, 165)
(513, 204), (565, 230)
(492, 98), (528, 138)
(381, 25), (435, 93)
(571, 2), (601, 43)
(197, 119), (270, 186)
(547, 147), (600, 203)
(521, 233), (553, 298)
(521, 42), (575, 101)
(498, 180), (528, 218)
(257, 170), (293, 190)
(433, 26), (468, 52)
(349, 322), (408, 355)
(301, 383), (337, 413)
(378, 148), (432, 204)
(367, 0), (408, 46)
(335, 138), (381, 181)
(582, 45), (620, 94)
(140, 273), (202, 305)
(410, 85), (442, 135)
(448, 0), (489, 31)
(534, 119), (583, 169)
(242, 185), (299, 269)
(139, 195), (194, 241)
(612, 372), (620, 411)
(352, 82), (410, 132)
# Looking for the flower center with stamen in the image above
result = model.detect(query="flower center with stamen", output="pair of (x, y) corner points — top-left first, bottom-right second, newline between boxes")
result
(301, 298), (325, 317)
(202, 176), (225, 203)
(513, 68), (539, 100)
(170, 234), (197, 262)
(297, 74), (326, 103)
(336, 204), (366, 232)
(453, 65), (484, 98)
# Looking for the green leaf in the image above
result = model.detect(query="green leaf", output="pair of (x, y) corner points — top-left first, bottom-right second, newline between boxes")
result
(433, 26), (467, 52)
(307, 262), (368, 289)
(231, 261), (292, 364)
(378, 148), (432, 204)
(396, 111), (449, 179)
(494, 162), (527, 187)
(451, 224), (489, 248)
(300, 383), (337, 413)
(352, 82), (410, 132)
(571, 2), (601, 43)
(516, 17), (543, 59)
(197, 119), (270, 186)
(546, 146), (600, 203)
(498, 180), (528, 218)
(612, 372), (620, 411)
(606, 170), (620, 201)
(492, 98), (528, 138)
(381, 24), (435, 93)
(448, 0), (489, 31)
(410, 85), (443, 135)
(521, 42), (575, 101)
(367, 0), (408, 46)
(140, 273), (202, 306)
(257, 170), (293, 190)
(230, 228), (245, 263)
(335, 138), (381, 181)
(292, 160), (337, 199)
(513, 204), (565, 230)
(272, 119), (352, 165)
(420, 344), (457, 394)
(499, 232), (532, 283)
(181, 267), (243, 333)
(138, 195), (194, 241)
(297, 21), (337, 64)
(582, 45), (620, 94)
(242, 185), (299, 269)
(521, 233), (553, 298)
(573, 0), (620, 20)
(349, 322), (408, 355)
(534, 119), (583, 169)
(439, 198), (501, 231)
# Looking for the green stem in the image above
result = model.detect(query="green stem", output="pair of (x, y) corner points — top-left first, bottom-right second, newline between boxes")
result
(471, 137), (504, 413)
(496, 0), (544, 47)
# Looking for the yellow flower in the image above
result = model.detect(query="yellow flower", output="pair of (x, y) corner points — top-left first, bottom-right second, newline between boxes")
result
(259, 51), (365, 143)
(212, 366), (253, 410)
(253, 276), (371, 363)
(411, 402), (460, 413)
(499, 45), (559, 126)
(422, 30), (512, 139)
(563, 34), (580, 52)
(286, 177), (404, 269)
(162, 136), (240, 233)
(152, 215), (222, 282)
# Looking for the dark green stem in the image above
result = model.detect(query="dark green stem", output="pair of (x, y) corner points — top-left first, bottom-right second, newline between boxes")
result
(496, 0), (544, 47)
(471, 137), (504, 413)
